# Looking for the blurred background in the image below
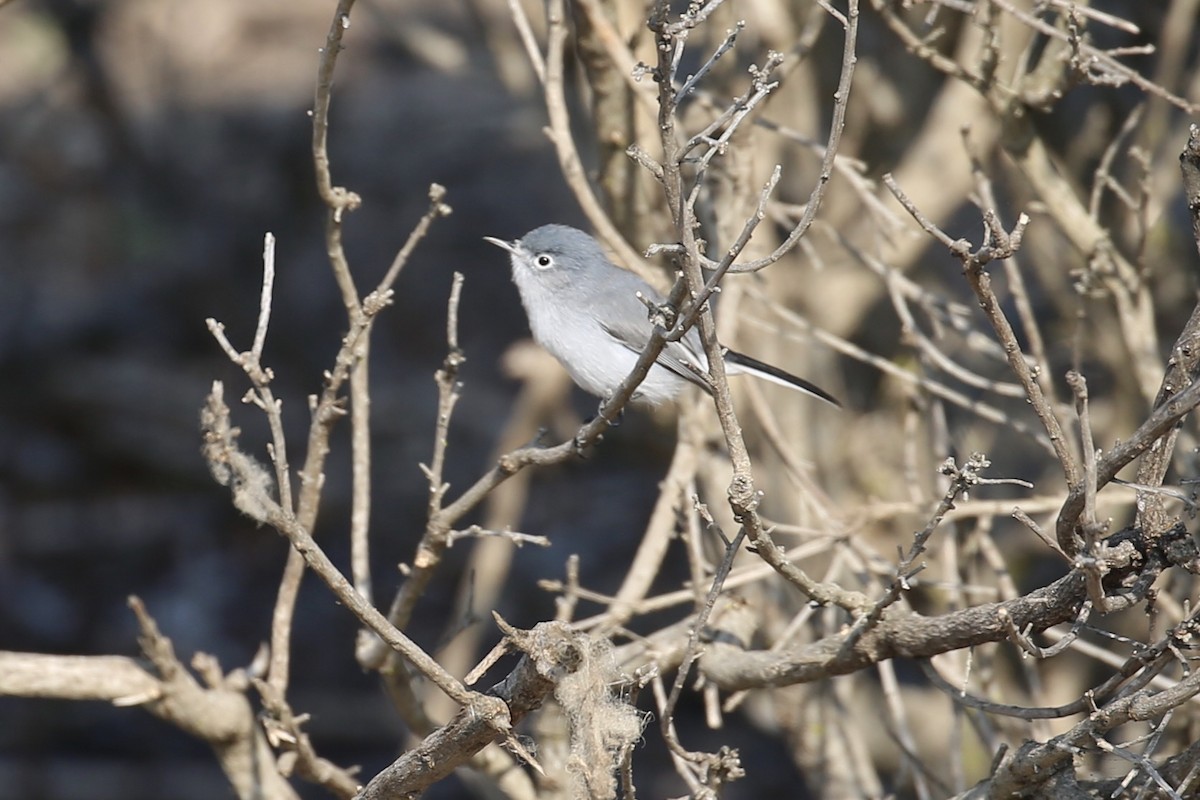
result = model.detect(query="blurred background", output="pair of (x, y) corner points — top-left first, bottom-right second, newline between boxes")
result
(1, 0), (1198, 798)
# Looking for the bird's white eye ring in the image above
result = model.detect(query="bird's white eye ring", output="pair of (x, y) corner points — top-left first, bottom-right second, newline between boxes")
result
(535, 254), (554, 269)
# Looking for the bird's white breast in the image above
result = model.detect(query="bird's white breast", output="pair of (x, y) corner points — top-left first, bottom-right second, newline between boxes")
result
(512, 266), (685, 405)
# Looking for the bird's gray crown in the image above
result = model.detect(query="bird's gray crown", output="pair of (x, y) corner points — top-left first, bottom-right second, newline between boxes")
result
(517, 225), (608, 274)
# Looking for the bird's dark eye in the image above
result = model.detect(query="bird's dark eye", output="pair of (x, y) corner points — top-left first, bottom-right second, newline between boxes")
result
(535, 254), (554, 269)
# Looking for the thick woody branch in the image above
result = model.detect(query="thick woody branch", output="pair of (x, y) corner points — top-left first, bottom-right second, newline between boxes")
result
(982, 669), (1200, 798)
(356, 621), (584, 800)
(0, 651), (160, 702)
(0, 602), (299, 800)
(699, 532), (1170, 690)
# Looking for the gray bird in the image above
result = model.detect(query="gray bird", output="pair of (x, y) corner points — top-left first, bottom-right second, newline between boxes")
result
(484, 224), (839, 408)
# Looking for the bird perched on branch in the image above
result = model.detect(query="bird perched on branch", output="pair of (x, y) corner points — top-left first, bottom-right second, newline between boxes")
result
(485, 225), (839, 408)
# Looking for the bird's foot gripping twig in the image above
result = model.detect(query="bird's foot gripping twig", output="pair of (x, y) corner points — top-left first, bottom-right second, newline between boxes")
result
(573, 430), (598, 457)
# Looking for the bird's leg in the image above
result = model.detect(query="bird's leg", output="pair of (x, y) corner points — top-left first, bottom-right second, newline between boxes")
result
(575, 395), (626, 455)
(573, 429), (599, 457)
(637, 291), (678, 331)
(595, 393), (626, 428)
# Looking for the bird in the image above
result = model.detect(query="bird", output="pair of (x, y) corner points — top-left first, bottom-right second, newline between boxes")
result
(484, 224), (839, 408)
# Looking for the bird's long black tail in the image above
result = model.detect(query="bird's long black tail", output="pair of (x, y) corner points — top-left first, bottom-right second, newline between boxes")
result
(725, 349), (841, 407)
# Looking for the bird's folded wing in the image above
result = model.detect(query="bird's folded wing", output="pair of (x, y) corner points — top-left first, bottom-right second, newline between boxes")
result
(600, 317), (711, 390)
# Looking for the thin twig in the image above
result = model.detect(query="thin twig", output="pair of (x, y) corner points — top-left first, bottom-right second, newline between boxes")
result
(504, 0), (545, 84)
(541, 0), (656, 284)
(1057, 377), (1200, 554)
(205, 237), (300, 696)
(202, 384), (496, 713)
(312, 0), (363, 309)
(839, 454), (993, 655)
(252, 234), (275, 362)
(883, 174), (1081, 495)
(421, 272), (466, 518)
(723, 0), (860, 273)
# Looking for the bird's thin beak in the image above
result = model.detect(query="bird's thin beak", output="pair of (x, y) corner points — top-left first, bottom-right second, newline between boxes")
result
(483, 236), (518, 255)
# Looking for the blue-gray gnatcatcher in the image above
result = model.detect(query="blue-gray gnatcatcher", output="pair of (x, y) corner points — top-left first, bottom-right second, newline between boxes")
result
(484, 225), (839, 408)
